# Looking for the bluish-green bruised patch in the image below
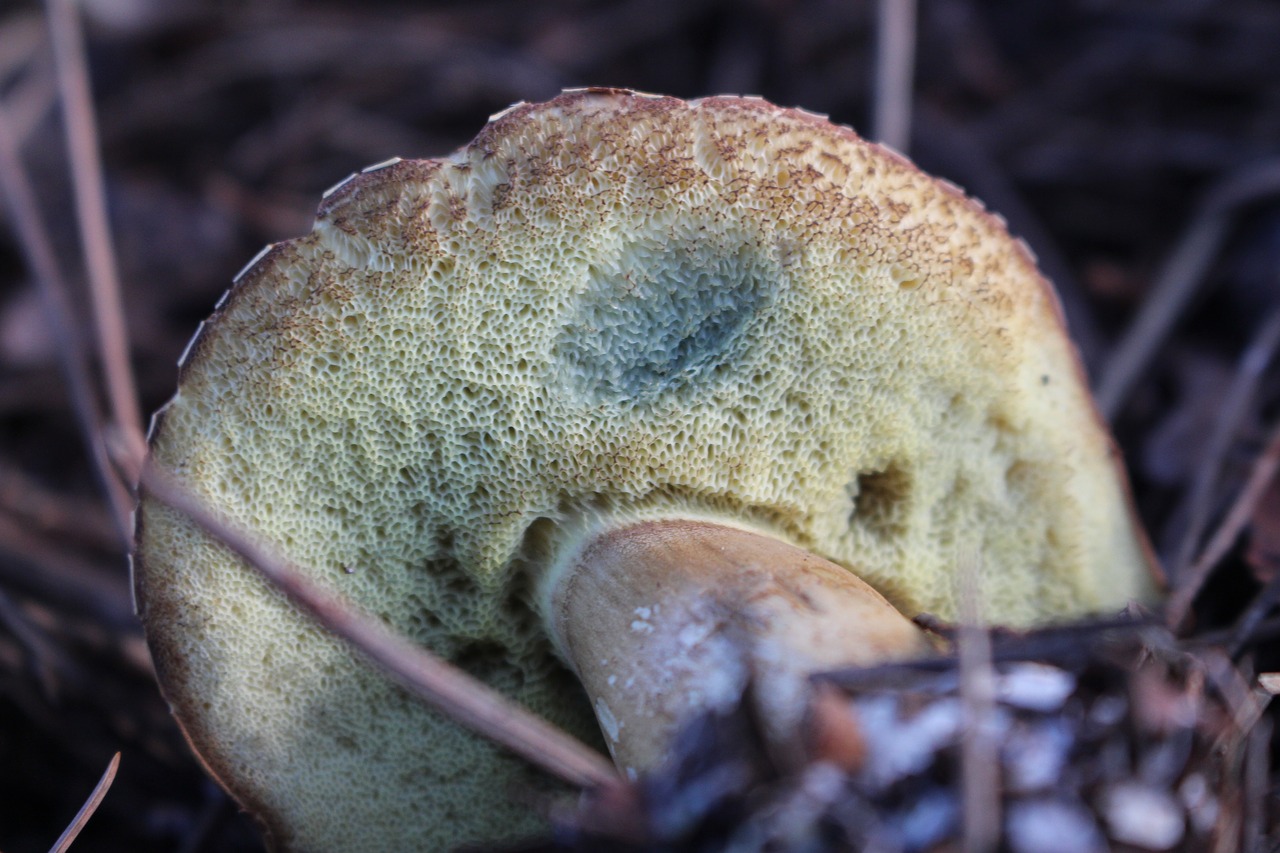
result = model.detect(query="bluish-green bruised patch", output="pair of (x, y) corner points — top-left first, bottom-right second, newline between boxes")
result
(553, 243), (773, 404)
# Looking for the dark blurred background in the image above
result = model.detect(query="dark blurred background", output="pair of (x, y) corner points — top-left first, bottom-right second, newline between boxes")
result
(2, 1), (1279, 850)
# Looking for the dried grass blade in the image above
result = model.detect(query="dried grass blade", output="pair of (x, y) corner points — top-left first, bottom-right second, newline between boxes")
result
(1167, 416), (1280, 631)
(45, 0), (146, 466)
(873, 0), (917, 153)
(48, 751), (120, 853)
(0, 106), (132, 540)
(1169, 303), (1280, 584)
(1097, 159), (1280, 419)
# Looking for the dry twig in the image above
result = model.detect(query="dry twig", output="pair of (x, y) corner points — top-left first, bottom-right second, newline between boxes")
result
(0, 585), (62, 699)
(1242, 715), (1272, 851)
(873, 0), (916, 154)
(1167, 416), (1280, 631)
(49, 752), (121, 853)
(0, 459), (119, 551)
(0, 512), (133, 628)
(1097, 158), (1280, 419)
(45, 0), (145, 468)
(0, 105), (132, 539)
(1170, 303), (1280, 584)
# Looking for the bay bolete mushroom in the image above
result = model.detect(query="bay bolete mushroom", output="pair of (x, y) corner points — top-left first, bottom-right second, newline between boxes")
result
(134, 89), (1157, 852)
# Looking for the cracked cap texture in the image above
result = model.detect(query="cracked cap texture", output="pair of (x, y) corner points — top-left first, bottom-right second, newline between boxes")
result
(135, 89), (1156, 852)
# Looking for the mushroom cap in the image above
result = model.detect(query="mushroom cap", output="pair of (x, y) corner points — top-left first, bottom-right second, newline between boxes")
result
(135, 89), (1157, 852)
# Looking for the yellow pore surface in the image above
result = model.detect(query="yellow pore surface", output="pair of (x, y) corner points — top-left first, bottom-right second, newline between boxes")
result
(136, 90), (1155, 852)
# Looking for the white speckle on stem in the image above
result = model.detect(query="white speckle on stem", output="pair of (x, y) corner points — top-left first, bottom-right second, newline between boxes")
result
(595, 699), (621, 743)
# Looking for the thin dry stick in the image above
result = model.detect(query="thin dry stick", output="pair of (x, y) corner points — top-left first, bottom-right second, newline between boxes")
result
(873, 0), (917, 154)
(0, 586), (64, 699)
(956, 548), (999, 853)
(0, 512), (135, 628)
(0, 106), (132, 540)
(1097, 158), (1280, 419)
(1241, 714), (1271, 852)
(0, 459), (119, 551)
(48, 751), (120, 853)
(1169, 304), (1280, 584)
(1188, 615), (1280, 651)
(1231, 570), (1280, 658)
(0, 14), (58, 152)
(138, 462), (618, 792)
(45, 0), (145, 466)
(1167, 415), (1280, 631)
(1229, 531), (1280, 656)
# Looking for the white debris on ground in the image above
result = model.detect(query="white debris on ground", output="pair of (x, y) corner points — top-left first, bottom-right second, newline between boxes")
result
(536, 622), (1272, 853)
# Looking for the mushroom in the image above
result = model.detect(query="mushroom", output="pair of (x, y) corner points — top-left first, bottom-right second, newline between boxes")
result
(134, 89), (1157, 852)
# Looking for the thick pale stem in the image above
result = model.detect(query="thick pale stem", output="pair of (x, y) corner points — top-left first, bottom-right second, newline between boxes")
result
(545, 518), (932, 775)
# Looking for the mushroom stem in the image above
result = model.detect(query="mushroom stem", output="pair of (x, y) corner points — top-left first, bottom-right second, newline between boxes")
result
(544, 519), (933, 774)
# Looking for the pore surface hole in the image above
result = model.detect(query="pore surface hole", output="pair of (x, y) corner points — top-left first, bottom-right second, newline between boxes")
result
(848, 464), (911, 541)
